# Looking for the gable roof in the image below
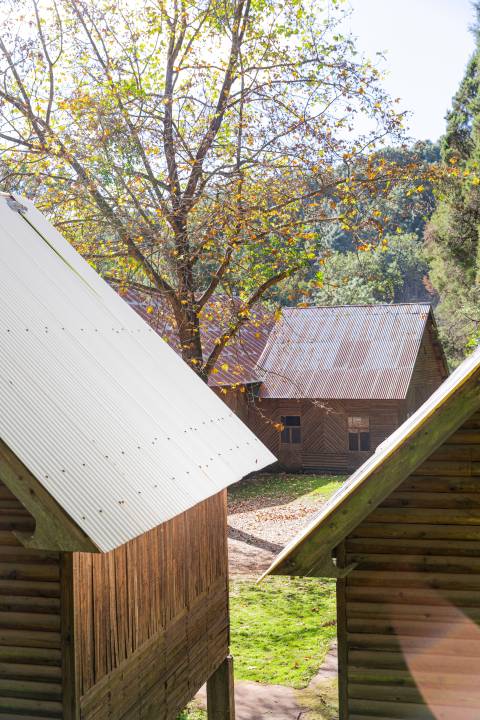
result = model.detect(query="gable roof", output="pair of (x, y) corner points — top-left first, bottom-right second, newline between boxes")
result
(123, 289), (273, 387)
(263, 346), (480, 578)
(256, 304), (440, 400)
(0, 194), (275, 553)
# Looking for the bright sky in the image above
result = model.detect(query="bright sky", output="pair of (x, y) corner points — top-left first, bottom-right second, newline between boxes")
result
(346, 0), (476, 141)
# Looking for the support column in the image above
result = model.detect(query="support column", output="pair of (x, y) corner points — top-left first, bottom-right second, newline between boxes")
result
(336, 542), (349, 720)
(207, 655), (235, 720)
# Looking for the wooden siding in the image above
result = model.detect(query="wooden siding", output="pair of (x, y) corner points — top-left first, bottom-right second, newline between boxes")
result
(406, 323), (448, 416)
(246, 399), (402, 472)
(218, 319), (448, 473)
(0, 481), (62, 719)
(214, 386), (250, 425)
(75, 490), (229, 720)
(340, 412), (480, 719)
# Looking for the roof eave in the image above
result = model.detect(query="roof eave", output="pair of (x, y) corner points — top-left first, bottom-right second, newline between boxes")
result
(0, 440), (100, 553)
(262, 358), (480, 579)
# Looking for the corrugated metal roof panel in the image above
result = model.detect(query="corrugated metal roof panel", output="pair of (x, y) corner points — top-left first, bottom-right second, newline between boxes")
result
(122, 289), (273, 386)
(257, 304), (431, 400)
(263, 344), (480, 579)
(0, 195), (275, 552)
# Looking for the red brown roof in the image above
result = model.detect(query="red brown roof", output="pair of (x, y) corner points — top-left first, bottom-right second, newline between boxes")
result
(122, 289), (273, 387)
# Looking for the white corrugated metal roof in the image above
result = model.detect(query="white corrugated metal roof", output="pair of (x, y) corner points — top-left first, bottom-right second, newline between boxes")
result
(122, 288), (273, 386)
(262, 346), (480, 578)
(0, 194), (275, 552)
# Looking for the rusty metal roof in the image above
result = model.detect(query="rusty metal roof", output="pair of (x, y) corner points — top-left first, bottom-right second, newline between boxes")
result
(262, 344), (480, 579)
(123, 289), (273, 386)
(256, 304), (433, 400)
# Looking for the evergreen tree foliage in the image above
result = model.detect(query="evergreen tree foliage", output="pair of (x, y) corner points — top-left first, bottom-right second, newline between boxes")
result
(427, 1), (480, 362)
(272, 144), (439, 309)
(327, 142), (439, 253)
(313, 234), (433, 306)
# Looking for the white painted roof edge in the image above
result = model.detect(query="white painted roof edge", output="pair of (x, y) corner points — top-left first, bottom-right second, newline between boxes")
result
(1, 194), (276, 551)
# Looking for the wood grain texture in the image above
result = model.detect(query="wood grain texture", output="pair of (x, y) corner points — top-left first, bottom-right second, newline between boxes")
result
(207, 655), (235, 720)
(336, 542), (349, 720)
(0, 475), (229, 720)
(74, 490), (229, 720)
(341, 412), (480, 718)
(0, 441), (97, 553)
(0, 481), (62, 718)
(245, 398), (403, 472)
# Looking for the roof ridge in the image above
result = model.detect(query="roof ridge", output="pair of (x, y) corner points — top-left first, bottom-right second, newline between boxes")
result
(261, 345), (480, 579)
(283, 302), (432, 310)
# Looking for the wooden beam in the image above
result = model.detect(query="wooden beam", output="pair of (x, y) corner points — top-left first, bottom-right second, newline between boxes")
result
(0, 440), (98, 553)
(336, 543), (349, 720)
(273, 370), (480, 577)
(308, 553), (356, 579)
(60, 554), (80, 719)
(207, 655), (235, 720)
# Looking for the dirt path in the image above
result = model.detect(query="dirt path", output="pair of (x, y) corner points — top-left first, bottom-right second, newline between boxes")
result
(227, 480), (330, 577)
(195, 644), (338, 719)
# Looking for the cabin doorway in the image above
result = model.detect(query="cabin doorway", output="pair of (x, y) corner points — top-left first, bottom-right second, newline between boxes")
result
(279, 414), (302, 469)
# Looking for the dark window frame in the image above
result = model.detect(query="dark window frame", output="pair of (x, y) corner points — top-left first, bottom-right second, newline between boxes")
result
(348, 416), (371, 452)
(280, 415), (301, 445)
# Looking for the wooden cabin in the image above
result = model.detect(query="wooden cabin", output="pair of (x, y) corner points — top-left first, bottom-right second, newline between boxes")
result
(248, 304), (448, 472)
(0, 194), (274, 720)
(127, 301), (448, 474)
(264, 346), (480, 719)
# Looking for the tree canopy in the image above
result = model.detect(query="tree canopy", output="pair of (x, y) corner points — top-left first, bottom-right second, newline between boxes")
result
(426, 1), (480, 362)
(0, 0), (411, 378)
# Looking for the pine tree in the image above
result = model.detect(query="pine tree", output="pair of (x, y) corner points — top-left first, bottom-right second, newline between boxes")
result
(427, 2), (480, 362)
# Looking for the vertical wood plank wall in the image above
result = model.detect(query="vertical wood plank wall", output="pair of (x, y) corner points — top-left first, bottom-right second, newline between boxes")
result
(340, 412), (480, 719)
(0, 480), (62, 719)
(75, 490), (229, 720)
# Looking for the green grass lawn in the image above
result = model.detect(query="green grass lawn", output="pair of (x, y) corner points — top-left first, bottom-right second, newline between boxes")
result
(230, 575), (337, 689)
(177, 706), (206, 720)
(179, 574), (337, 718)
(229, 472), (345, 506)
(179, 473), (341, 718)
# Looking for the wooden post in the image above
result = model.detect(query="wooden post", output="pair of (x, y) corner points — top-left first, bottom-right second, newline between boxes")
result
(336, 543), (349, 720)
(60, 553), (80, 720)
(207, 655), (235, 720)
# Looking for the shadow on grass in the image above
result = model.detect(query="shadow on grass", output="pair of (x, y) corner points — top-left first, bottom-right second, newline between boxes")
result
(228, 473), (346, 515)
(298, 678), (339, 720)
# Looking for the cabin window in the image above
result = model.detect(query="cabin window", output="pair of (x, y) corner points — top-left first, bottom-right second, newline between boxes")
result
(280, 416), (301, 444)
(348, 416), (370, 451)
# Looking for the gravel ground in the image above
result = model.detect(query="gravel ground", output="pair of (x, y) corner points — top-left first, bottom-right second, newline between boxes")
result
(227, 478), (335, 577)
